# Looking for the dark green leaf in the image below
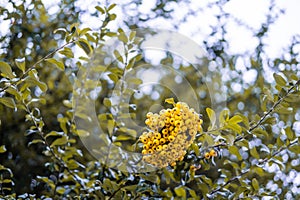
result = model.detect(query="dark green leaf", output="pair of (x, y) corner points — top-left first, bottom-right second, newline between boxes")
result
(77, 38), (92, 55)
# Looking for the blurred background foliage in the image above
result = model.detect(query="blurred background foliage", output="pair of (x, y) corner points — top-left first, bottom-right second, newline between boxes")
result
(0, 0), (300, 199)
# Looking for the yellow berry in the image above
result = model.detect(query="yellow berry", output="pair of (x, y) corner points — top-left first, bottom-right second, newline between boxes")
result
(147, 141), (153, 147)
(146, 112), (153, 118)
(178, 156), (184, 161)
(158, 121), (165, 128)
(168, 135), (175, 142)
(209, 149), (217, 157)
(145, 119), (151, 125)
(171, 162), (176, 167)
(154, 132), (161, 139)
(204, 152), (211, 159)
(162, 145), (168, 151)
(160, 138), (166, 144)
(142, 150), (147, 154)
(141, 137), (148, 144)
(182, 113), (188, 120)
(164, 117), (170, 124)
(156, 145), (162, 152)
(162, 129), (168, 135)
(148, 149), (153, 154)
(170, 118), (175, 124)
(153, 139), (160, 146)
(143, 144), (149, 150)
(189, 129), (197, 136)
(185, 119), (192, 126)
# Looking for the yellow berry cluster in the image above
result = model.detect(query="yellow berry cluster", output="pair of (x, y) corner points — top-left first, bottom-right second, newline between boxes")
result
(204, 149), (218, 159)
(140, 99), (203, 168)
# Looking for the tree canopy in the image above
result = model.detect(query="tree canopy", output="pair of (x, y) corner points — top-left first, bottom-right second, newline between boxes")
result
(0, 0), (300, 199)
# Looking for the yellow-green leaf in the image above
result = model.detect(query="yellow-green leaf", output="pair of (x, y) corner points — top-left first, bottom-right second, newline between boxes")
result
(15, 58), (26, 73)
(28, 139), (45, 146)
(273, 73), (287, 87)
(45, 58), (65, 70)
(0, 97), (16, 109)
(58, 47), (74, 58)
(107, 120), (114, 136)
(228, 115), (243, 124)
(0, 145), (6, 153)
(174, 186), (186, 197)
(206, 107), (216, 130)
(250, 147), (260, 159)
(165, 98), (175, 106)
(252, 178), (259, 191)
(114, 50), (124, 63)
(0, 61), (15, 79)
(228, 146), (242, 161)
(50, 136), (68, 147)
(76, 129), (90, 137)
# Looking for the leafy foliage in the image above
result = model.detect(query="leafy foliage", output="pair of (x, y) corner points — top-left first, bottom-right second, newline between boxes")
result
(0, 0), (300, 199)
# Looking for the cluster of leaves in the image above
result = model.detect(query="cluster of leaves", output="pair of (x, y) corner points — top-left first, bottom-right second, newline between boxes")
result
(0, 0), (300, 199)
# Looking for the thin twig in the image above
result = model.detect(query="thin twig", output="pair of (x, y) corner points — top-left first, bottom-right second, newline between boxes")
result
(0, 39), (77, 93)
(209, 81), (299, 196)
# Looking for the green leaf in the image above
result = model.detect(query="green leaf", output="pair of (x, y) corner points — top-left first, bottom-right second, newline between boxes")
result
(45, 131), (64, 139)
(250, 147), (260, 159)
(76, 129), (90, 137)
(285, 127), (295, 140)
(252, 178), (259, 191)
(95, 6), (105, 14)
(107, 4), (116, 11)
(228, 115), (243, 124)
(226, 123), (242, 134)
(273, 73), (287, 87)
(174, 186), (186, 197)
(129, 31), (136, 41)
(107, 120), (114, 136)
(25, 76), (48, 92)
(114, 50), (124, 63)
(0, 61), (15, 79)
(118, 32), (128, 43)
(28, 139), (45, 146)
(0, 145), (6, 153)
(206, 108), (216, 130)
(58, 47), (74, 58)
(0, 97), (16, 109)
(50, 136), (68, 147)
(115, 135), (133, 141)
(219, 109), (229, 126)
(79, 27), (91, 36)
(15, 58), (26, 73)
(165, 98), (175, 106)
(45, 58), (65, 70)
(228, 146), (242, 161)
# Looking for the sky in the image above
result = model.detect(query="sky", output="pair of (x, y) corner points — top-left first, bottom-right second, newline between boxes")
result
(1, 0), (300, 60)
